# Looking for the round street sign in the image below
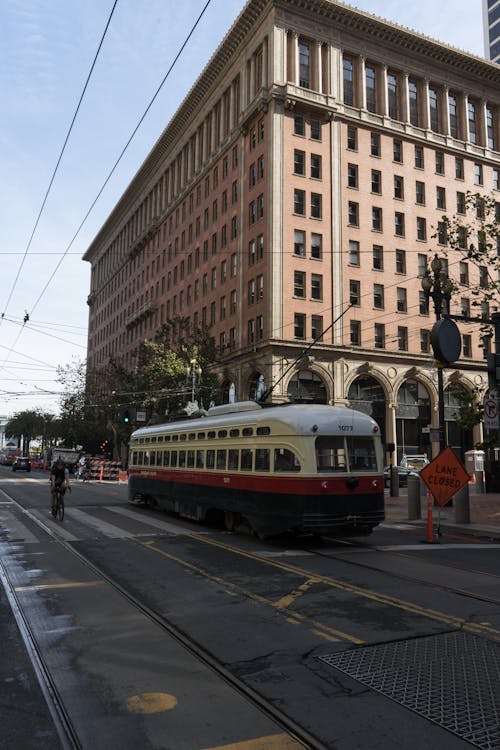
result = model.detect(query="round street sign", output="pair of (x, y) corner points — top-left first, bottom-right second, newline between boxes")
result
(483, 395), (499, 430)
(430, 319), (462, 364)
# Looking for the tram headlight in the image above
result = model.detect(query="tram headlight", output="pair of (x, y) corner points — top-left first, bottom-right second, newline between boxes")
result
(321, 481), (330, 491)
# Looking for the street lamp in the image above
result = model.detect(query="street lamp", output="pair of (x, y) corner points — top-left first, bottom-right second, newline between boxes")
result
(421, 254), (454, 451)
(186, 358), (202, 403)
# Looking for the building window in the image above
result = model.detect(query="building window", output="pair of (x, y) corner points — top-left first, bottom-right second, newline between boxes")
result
(370, 132), (380, 156)
(449, 93), (458, 138)
(474, 163), (483, 185)
(398, 326), (408, 351)
(249, 163), (257, 187)
(310, 117), (321, 140)
(311, 274), (323, 300)
(257, 194), (264, 219)
(463, 334), (472, 358)
(429, 86), (439, 132)
(415, 145), (424, 169)
(299, 41), (310, 87)
(374, 323), (385, 349)
(456, 192), (465, 214)
(371, 170), (382, 194)
(397, 287), (407, 313)
(393, 139), (403, 163)
(373, 244), (383, 270)
(230, 290), (236, 314)
(343, 57), (354, 105)
(395, 212), (405, 236)
(256, 315), (264, 340)
(468, 101), (477, 144)
(348, 201), (359, 226)
(257, 274), (264, 300)
(372, 206), (383, 231)
(294, 149), (305, 175)
(348, 163), (358, 188)
(455, 157), (464, 179)
(347, 125), (357, 150)
(395, 249), (406, 274)
(348, 240), (360, 265)
(417, 217), (427, 241)
(436, 187), (446, 210)
(311, 233), (322, 259)
(294, 271), (306, 298)
(294, 114), (305, 136)
(248, 319), (255, 344)
(294, 189), (305, 215)
(419, 290), (429, 315)
(350, 320), (361, 345)
(461, 297), (470, 317)
(365, 64), (377, 112)
(311, 193), (322, 219)
(311, 154), (321, 179)
(311, 315), (323, 340)
(294, 229), (305, 257)
(486, 107), (495, 150)
(437, 221), (447, 246)
(257, 235), (264, 260)
(394, 175), (404, 199)
(373, 283), (384, 309)
(409, 80), (419, 126)
(294, 313), (306, 339)
(480, 266), (488, 288)
(249, 201), (256, 225)
(494, 169), (500, 190)
(415, 181), (425, 205)
(418, 254), (427, 278)
(231, 252), (237, 276)
(350, 280), (360, 306)
(420, 329), (430, 353)
(387, 73), (398, 119)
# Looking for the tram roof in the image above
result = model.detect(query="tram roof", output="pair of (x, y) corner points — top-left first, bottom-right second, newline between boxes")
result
(130, 402), (380, 439)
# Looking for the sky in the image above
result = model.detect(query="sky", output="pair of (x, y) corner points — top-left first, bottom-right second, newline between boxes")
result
(0, 0), (486, 418)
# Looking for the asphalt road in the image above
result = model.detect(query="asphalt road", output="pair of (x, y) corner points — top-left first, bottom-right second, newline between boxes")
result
(0, 467), (499, 750)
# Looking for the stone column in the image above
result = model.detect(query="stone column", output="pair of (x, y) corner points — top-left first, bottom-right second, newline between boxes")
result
(380, 64), (388, 117)
(442, 86), (451, 136)
(315, 41), (323, 93)
(359, 56), (366, 110)
(422, 79), (431, 130)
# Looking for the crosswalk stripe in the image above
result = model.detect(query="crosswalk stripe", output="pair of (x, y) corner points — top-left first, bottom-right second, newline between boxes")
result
(107, 505), (207, 534)
(68, 508), (132, 538)
(0, 509), (39, 544)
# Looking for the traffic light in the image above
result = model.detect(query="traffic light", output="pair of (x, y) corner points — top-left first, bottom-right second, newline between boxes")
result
(487, 353), (500, 392)
(122, 409), (130, 424)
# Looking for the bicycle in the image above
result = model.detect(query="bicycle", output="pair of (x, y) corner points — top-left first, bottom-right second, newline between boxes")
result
(52, 485), (66, 521)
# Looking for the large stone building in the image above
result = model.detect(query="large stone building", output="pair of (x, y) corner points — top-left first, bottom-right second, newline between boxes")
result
(84, 0), (500, 464)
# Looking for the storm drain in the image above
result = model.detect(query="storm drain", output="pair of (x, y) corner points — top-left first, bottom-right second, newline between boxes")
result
(319, 631), (500, 750)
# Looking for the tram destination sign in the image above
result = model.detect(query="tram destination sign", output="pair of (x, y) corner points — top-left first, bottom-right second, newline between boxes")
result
(419, 447), (470, 507)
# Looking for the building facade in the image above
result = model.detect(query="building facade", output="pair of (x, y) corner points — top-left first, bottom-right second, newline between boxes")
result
(483, 0), (500, 63)
(84, 0), (500, 464)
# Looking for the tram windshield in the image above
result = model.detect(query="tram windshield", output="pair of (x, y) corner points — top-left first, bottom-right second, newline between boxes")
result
(316, 436), (378, 472)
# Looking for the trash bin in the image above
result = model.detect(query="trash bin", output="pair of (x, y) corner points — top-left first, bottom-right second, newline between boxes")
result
(407, 474), (421, 520)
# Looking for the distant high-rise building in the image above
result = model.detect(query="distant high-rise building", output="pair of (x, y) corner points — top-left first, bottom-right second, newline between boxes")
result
(483, 0), (500, 62)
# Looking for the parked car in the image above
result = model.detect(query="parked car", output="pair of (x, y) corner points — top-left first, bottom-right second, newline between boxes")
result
(384, 454), (429, 487)
(12, 456), (32, 472)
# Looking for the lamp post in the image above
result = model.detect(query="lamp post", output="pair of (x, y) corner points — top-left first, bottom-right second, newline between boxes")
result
(421, 255), (454, 451)
(186, 358), (202, 403)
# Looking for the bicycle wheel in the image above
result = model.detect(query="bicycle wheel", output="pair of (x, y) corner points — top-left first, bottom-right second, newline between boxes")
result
(57, 493), (64, 521)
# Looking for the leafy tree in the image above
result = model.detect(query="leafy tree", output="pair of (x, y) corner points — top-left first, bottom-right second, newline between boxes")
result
(5, 409), (49, 454)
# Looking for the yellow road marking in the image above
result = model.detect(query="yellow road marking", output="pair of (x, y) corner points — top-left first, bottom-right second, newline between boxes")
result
(201, 733), (304, 749)
(127, 692), (177, 714)
(274, 578), (320, 610)
(15, 581), (105, 592)
(134, 539), (362, 644)
(185, 534), (500, 641)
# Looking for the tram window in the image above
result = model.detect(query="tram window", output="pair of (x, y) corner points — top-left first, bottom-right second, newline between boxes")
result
(151, 437), (157, 444)
(178, 450), (186, 467)
(137, 452), (144, 466)
(197, 432), (206, 440)
(315, 437), (346, 472)
(165, 435), (171, 442)
(163, 451), (170, 467)
(241, 449), (253, 470)
(229, 429), (239, 438)
(145, 438), (150, 444)
(187, 450), (195, 468)
(170, 450), (178, 467)
(346, 437), (377, 471)
(180, 434), (187, 442)
(242, 428), (253, 437)
(274, 448), (301, 472)
(144, 451), (150, 466)
(257, 426), (270, 436)
(206, 449), (215, 469)
(157, 436), (164, 443)
(196, 450), (204, 468)
(150, 451), (156, 467)
(139, 438), (144, 444)
(218, 430), (228, 438)
(228, 449), (239, 469)
(216, 449), (227, 470)
(172, 435), (179, 442)
(255, 449), (270, 471)
(188, 434), (196, 441)
(132, 451), (138, 465)
(208, 431), (216, 439)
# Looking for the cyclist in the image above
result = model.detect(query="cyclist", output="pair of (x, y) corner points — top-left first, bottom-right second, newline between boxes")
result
(50, 457), (69, 514)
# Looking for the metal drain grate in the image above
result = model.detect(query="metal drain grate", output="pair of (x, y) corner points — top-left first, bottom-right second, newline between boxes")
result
(320, 632), (500, 750)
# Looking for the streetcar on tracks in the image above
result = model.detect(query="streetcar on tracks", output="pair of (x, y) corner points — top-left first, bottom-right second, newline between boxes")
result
(127, 401), (384, 538)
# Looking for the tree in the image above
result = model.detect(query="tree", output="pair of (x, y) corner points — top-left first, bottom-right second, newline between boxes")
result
(5, 409), (49, 454)
(57, 358), (112, 451)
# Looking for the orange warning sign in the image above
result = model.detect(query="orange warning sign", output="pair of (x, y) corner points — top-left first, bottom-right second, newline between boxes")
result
(419, 447), (470, 507)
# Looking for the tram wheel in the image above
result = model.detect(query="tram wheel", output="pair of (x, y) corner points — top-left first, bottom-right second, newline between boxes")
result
(224, 511), (238, 532)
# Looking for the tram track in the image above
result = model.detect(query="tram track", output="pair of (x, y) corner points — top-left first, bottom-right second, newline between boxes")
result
(0, 490), (325, 750)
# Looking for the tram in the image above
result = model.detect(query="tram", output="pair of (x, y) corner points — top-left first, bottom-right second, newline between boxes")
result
(128, 401), (385, 538)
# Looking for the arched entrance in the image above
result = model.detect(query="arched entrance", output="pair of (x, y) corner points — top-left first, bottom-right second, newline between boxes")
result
(396, 379), (431, 463)
(287, 369), (328, 403)
(248, 373), (266, 401)
(444, 384), (474, 459)
(347, 376), (386, 442)
(221, 380), (236, 404)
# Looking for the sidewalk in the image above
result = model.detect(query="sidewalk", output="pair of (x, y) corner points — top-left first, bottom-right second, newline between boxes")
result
(385, 487), (500, 540)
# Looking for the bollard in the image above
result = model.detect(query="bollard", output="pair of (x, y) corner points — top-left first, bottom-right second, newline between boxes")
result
(389, 465), (399, 497)
(407, 474), (421, 520)
(454, 483), (470, 524)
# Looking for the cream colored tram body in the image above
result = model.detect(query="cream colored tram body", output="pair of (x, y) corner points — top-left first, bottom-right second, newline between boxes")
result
(128, 401), (384, 537)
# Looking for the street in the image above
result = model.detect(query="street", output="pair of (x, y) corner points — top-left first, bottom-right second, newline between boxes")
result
(0, 467), (499, 750)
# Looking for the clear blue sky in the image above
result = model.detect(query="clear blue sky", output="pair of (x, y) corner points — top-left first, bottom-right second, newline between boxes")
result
(0, 0), (485, 417)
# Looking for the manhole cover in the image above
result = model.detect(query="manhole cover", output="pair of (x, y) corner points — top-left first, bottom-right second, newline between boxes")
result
(320, 632), (500, 749)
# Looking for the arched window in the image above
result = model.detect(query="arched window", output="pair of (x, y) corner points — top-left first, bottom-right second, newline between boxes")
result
(396, 379), (431, 463)
(444, 384), (473, 458)
(249, 373), (266, 401)
(348, 376), (386, 440)
(221, 380), (236, 404)
(287, 370), (327, 403)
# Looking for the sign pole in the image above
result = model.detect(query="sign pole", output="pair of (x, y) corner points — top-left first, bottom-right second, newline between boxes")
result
(426, 488), (434, 543)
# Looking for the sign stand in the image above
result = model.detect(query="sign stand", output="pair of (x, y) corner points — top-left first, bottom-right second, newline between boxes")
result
(420, 447), (471, 544)
(426, 489), (434, 544)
